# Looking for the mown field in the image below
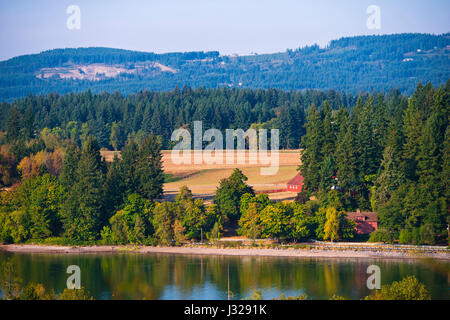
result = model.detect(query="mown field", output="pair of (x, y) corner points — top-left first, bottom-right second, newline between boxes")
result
(101, 150), (301, 202)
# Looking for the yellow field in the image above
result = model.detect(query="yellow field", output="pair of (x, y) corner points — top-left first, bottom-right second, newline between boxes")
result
(101, 150), (301, 202)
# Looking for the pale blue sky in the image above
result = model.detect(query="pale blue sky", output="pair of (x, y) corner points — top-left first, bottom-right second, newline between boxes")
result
(0, 0), (449, 61)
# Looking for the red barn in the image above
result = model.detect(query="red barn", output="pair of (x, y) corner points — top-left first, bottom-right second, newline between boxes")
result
(286, 173), (304, 192)
(346, 209), (378, 234)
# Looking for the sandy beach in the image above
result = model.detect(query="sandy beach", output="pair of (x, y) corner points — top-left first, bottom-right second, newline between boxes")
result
(1, 244), (449, 260)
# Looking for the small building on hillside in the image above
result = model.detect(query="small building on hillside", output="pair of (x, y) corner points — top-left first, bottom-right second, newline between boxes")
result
(346, 209), (378, 235)
(286, 173), (304, 192)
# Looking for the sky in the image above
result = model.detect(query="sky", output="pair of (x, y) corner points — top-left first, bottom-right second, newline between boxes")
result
(0, 0), (449, 61)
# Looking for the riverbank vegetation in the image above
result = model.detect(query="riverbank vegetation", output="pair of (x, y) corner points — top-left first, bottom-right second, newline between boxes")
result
(246, 276), (431, 300)
(237, 190), (356, 242)
(0, 258), (93, 300)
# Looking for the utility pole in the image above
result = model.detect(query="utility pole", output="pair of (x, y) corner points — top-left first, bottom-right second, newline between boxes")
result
(200, 256), (204, 281)
(227, 264), (230, 300)
(447, 224), (449, 244)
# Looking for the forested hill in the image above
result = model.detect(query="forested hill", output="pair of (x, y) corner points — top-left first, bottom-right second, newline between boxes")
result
(1, 33), (449, 101)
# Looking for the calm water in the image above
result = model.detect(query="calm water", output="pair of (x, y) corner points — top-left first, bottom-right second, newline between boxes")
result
(0, 251), (449, 300)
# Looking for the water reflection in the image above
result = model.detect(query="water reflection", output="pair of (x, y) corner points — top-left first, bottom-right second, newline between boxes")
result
(0, 252), (448, 300)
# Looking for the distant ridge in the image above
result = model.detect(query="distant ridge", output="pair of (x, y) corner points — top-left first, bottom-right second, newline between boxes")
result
(0, 33), (449, 101)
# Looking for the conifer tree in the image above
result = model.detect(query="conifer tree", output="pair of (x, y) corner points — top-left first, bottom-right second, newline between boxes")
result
(6, 106), (22, 143)
(61, 136), (106, 241)
(136, 134), (164, 200)
(355, 96), (379, 179)
(319, 155), (335, 192)
(299, 105), (323, 193)
(59, 142), (80, 189)
(321, 101), (335, 157)
(442, 127), (450, 205)
(402, 98), (424, 180)
(119, 139), (139, 195)
(141, 103), (153, 134)
(21, 106), (35, 140)
(376, 146), (404, 206)
(335, 121), (358, 194)
(374, 94), (389, 154)
(105, 154), (126, 216)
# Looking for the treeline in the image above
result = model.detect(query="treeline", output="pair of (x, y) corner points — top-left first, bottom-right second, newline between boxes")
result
(299, 82), (450, 245)
(0, 87), (359, 152)
(1, 33), (448, 101)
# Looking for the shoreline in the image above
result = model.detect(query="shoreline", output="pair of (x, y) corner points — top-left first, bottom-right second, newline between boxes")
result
(1, 244), (449, 260)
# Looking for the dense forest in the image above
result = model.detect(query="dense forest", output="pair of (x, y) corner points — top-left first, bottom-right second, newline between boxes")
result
(0, 82), (448, 245)
(299, 81), (449, 245)
(0, 87), (361, 151)
(1, 33), (449, 101)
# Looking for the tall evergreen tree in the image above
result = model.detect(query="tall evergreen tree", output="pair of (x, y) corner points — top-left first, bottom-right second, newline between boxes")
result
(321, 101), (335, 157)
(105, 154), (126, 216)
(21, 106), (35, 140)
(374, 94), (389, 154)
(299, 105), (323, 193)
(61, 136), (106, 241)
(59, 142), (80, 189)
(375, 120), (405, 206)
(6, 106), (22, 143)
(335, 121), (358, 195)
(402, 98), (424, 180)
(375, 146), (404, 206)
(355, 96), (379, 179)
(442, 127), (450, 206)
(119, 139), (139, 195)
(319, 155), (336, 192)
(136, 134), (165, 200)
(417, 87), (448, 181)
